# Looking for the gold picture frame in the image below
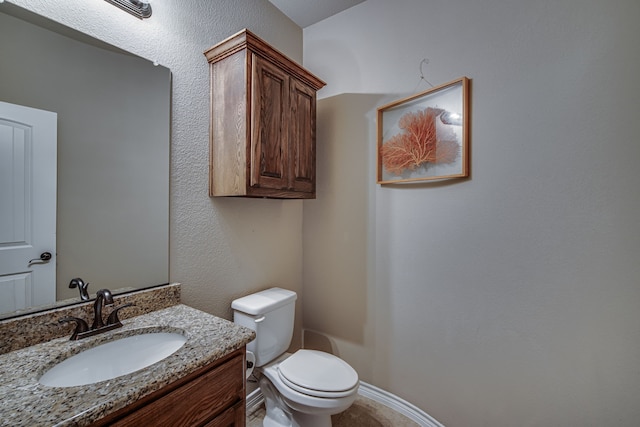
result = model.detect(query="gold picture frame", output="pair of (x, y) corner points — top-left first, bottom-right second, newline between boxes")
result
(377, 77), (470, 184)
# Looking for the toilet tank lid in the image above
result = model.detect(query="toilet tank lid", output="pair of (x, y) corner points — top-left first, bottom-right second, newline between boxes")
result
(231, 287), (297, 315)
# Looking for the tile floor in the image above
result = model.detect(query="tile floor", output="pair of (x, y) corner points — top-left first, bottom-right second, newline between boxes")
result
(246, 394), (420, 427)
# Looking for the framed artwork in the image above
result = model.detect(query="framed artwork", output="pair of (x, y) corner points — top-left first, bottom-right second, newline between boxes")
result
(377, 77), (470, 184)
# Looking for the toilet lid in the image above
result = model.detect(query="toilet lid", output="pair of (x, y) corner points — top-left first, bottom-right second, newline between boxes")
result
(278, 349), (358, 395)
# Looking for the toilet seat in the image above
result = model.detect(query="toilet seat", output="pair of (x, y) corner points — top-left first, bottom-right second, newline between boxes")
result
(277, 349), (359, 398)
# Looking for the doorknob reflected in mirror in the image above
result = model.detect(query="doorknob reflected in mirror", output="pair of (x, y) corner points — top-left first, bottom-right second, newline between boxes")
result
(28, 252), (52, 267)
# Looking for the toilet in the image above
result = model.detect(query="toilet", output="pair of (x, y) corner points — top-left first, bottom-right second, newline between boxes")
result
(232, 287), (359, 427)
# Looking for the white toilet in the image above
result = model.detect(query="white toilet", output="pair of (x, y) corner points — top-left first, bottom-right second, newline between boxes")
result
(232, 287), (359, 427)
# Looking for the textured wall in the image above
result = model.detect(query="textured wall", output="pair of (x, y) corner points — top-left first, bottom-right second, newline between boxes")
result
(9, 0), (305, 345)
(303, 0), (640, 426)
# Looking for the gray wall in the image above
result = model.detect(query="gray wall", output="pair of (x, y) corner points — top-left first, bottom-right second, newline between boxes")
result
(303, 0), (640, 426)
(8, 0), (306, 345)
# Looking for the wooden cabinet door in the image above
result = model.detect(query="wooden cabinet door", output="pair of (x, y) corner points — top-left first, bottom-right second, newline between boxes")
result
(250, 54), (290, 191)
(289, 78), (316, 194)
(203, 401), (245, 427)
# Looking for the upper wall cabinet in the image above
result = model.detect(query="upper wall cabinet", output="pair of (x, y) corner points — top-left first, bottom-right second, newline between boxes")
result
(204, 29), (326, 199)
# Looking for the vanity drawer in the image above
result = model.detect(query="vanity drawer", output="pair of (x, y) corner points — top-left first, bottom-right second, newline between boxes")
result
(100, 349), (245, 427)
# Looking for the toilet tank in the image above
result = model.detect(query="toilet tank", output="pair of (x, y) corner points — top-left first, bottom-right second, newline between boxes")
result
(232, 287), (297, 367)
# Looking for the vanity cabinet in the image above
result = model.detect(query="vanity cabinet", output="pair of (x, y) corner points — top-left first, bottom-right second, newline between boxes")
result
(92, 348), (246, 427)
(204, 29), (326, 199)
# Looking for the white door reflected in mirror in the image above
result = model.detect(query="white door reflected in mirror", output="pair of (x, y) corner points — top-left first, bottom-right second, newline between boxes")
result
(0, 101), (56, 313)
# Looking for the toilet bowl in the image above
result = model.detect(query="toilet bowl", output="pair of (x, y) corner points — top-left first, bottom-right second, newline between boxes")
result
(258, 351), (359, 427)
(232, 288), (359, 427)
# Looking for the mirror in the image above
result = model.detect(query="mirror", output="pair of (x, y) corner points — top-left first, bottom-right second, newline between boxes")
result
(0, 3), (170, 319)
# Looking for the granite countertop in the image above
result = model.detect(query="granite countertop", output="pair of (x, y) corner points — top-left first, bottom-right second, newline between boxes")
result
(0, 304), (255, 427)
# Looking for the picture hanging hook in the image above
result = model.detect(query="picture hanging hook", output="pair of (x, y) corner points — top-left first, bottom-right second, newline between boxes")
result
(419, 58), (434, 88)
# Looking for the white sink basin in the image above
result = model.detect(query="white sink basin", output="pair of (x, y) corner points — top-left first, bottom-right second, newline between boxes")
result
(39, 332), (187, 387)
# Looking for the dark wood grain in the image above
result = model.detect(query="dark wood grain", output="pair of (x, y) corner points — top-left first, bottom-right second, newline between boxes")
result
(205, 29), (325, 199)
(92, 349), (245, 427)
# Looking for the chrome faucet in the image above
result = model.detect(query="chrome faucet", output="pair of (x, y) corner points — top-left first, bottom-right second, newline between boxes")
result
(59, 288), (134, 340)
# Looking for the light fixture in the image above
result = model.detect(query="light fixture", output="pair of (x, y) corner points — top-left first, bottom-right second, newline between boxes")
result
(103, 0), (152, 19)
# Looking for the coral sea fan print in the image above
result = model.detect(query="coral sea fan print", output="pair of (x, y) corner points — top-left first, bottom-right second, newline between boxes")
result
(380, 107), (459, 175)
(377, 77), (469, 184)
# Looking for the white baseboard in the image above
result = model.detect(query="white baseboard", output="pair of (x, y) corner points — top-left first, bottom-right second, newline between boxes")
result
(246, 387), (264, 413)
(246, 381), (444, 427)
(357, 381), (445, 427)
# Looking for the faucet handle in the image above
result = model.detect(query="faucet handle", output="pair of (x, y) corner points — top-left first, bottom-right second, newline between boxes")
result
(106, 303), (135, 327)
(59, 317), (89, 341)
